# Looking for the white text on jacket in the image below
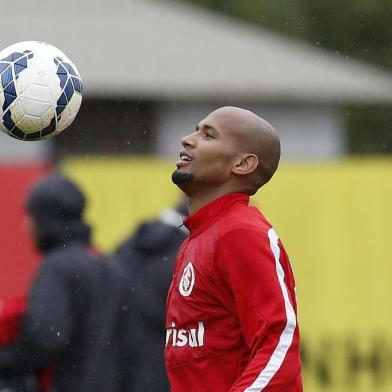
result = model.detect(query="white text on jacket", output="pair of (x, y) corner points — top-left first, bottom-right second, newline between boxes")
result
(166, 322), (205, 347)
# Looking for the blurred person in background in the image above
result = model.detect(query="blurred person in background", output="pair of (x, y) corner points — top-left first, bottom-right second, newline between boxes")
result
(111, 199), (188, 392)
(0, 297), (37, 392)
(166, 107), (302, 391)
(0, 173), (127, 392)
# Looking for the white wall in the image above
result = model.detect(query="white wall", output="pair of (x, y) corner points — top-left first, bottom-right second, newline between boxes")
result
(0, 131), (52, 163)
(155, 102), (346, 161)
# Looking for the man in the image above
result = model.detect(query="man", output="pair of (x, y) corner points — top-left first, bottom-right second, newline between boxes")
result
(165, 107), (302, 391)
(0, 173), (127, 392)
(111, 200), (188, 391)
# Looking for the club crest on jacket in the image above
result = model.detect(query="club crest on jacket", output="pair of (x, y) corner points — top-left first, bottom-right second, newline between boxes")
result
(179, 262), (195, 296)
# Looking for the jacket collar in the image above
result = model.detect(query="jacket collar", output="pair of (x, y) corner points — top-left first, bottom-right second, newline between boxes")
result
(184, 193), (249, 237)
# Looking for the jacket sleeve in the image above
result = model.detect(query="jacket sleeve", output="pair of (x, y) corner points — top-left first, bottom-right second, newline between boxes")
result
(0, 256), (74, 374)
(215, 227), (300, 391)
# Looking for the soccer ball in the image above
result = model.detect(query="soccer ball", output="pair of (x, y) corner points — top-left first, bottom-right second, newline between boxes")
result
(0, 41), (82, 141)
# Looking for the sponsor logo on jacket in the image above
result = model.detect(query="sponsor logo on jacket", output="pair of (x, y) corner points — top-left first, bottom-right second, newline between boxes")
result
(166, 321), (205, 347)
(179, 262), (195, 296)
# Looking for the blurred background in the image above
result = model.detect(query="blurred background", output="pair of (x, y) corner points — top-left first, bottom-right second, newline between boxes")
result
(1, 0), (392, 390)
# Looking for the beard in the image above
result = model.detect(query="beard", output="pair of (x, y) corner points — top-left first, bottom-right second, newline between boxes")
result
(172, 170), (194, 185)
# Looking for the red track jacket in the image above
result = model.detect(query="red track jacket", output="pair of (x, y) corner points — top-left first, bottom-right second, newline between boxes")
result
(165, 193), (302, 391)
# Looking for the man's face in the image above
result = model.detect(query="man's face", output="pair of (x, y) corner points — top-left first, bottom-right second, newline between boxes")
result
(172, 111), (239, 192)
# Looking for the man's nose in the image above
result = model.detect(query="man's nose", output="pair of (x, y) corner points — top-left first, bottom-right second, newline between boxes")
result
(181, 133), (195, 148)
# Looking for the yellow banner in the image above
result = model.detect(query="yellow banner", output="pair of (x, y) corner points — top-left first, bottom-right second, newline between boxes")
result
(63, 157), (392, 392)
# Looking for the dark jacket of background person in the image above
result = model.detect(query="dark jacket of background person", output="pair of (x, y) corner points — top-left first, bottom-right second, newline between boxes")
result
(112, 204), (188, 392)
(0, 174), (128, 392)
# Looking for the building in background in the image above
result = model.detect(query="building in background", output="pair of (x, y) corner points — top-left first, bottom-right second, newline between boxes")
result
(1, 0), (392, 162)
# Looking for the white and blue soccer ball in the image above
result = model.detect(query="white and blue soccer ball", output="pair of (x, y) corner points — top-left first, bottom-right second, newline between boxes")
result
(0, 41), (82, 141)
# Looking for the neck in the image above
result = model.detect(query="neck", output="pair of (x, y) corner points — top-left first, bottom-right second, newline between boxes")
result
(187, 187), (242, 215)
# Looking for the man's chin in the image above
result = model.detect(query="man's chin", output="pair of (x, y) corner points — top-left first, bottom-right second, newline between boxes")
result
(172, 169), (194, 185)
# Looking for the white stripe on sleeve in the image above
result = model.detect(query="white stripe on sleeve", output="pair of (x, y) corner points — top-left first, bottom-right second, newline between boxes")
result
(244, 228), (297, 392)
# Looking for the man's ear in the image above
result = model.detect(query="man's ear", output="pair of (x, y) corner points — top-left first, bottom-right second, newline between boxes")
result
(231, 154), (259, 176)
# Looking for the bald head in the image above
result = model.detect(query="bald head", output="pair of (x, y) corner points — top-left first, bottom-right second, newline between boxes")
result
(209, 106), (281, 190)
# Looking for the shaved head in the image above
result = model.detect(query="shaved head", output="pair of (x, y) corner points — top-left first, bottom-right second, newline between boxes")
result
(208, 106), (281, 191)
(172, 106), (281, 204)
